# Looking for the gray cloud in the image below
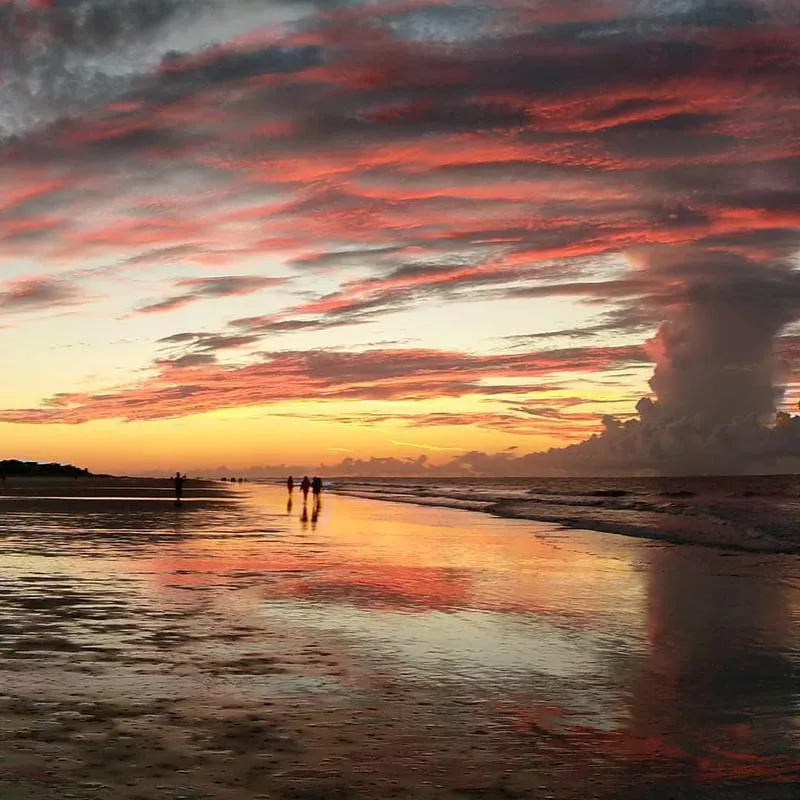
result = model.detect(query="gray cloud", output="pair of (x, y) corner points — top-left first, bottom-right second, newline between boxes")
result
(158, 331), (261, 352)
(522, 249), (800, 475)
(0, 277), (82, 312)
(137, 275), (282, 314)
(0, 0), (312, 140)
(156, 352), (217, 368)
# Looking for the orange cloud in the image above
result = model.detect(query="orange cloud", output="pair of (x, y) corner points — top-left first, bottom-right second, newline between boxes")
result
(0, 345), (645, 424)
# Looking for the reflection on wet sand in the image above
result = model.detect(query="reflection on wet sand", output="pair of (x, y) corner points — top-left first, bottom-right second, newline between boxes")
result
(629, 546), (799, 784)
(0, 481), (797, 798)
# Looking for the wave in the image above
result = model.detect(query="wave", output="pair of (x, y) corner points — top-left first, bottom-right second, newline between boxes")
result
(325, 476), (800, 555)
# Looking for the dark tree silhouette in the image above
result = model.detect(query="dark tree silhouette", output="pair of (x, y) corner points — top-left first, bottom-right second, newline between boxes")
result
(0, 459), (92, 478)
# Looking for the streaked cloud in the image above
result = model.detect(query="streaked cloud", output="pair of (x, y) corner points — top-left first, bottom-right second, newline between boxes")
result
(0, 276), (84, 312)
(136, 274), (283, 314)
(0, 344), (645, 424)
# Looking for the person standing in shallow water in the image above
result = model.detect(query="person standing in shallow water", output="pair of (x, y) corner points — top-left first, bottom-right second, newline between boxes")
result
(173, 472), (186, 506)
(300, 475), (311, 502)
(287, 475), (294, 495)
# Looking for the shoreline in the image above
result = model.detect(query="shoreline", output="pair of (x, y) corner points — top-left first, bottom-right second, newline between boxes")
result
(2, 476), (797, 555)
(488, 501), (796, 555)
(327, 488), (800, 555)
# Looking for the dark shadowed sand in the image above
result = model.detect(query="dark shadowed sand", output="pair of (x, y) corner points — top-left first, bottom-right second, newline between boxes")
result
(1, 478), (798, 799)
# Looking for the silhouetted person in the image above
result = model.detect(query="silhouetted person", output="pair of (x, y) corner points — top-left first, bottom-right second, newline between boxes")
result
(287, 475), (294, 494)
(173, 472), (186, 506)
(311, 476), (322, 516)
(300, 475), (311, 502)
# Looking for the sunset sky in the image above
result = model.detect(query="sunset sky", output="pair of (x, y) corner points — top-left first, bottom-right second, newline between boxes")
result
(0, 0), (798, 476)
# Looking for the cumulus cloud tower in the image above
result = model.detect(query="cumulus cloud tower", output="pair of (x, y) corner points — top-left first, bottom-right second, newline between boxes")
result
(641, 248), (800, 425)
(532, 248), (800, 475)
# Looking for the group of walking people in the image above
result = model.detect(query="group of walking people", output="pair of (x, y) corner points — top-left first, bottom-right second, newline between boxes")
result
(287, 474), (323, 524)
(172, 472), (324, 518)
(287, 474), (323, 501)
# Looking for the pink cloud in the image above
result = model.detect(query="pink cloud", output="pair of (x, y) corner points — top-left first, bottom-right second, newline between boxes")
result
(0, 344), (645, 424)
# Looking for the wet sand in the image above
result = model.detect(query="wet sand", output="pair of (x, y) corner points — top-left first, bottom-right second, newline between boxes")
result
(0, 475), (229, 497)
(1, 480), (798, 799)
(329, 479), (800, 554)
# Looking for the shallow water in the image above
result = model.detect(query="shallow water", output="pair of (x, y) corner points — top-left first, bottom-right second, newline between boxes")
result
(327, 475), (800, 553)
(1, 483), (799, 798)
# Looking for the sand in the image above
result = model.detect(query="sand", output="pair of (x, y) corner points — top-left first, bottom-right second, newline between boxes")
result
(0, 479), (556, 799)
(0, 475), (230, 497)
(1, 479), (798, 799)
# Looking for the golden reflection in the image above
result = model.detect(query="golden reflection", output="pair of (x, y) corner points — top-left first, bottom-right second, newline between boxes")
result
(145, 485), (648, 623)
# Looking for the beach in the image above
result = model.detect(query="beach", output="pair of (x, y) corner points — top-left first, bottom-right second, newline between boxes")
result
(1, 478), (799, 799)
(329, 475), (800, 554)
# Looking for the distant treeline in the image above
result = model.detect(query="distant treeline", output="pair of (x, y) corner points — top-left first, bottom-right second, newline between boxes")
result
(0, 459), (92, 477)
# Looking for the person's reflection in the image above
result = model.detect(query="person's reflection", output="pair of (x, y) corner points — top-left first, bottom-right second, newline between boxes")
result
(311, 497), (320, 528)
(627, 543), (796, 785)
(169, 507), (187, 539)
(286, 496), (293, 513)
(300, 502), (309, 528)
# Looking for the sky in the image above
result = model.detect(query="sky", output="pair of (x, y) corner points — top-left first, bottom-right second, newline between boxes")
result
(0, 0), (798, 477)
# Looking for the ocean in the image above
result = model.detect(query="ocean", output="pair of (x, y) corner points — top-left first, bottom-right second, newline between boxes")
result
(317, 474), (800, 553)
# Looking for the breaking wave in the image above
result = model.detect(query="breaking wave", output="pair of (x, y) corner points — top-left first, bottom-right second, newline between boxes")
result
(320, 475), (800, 554)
